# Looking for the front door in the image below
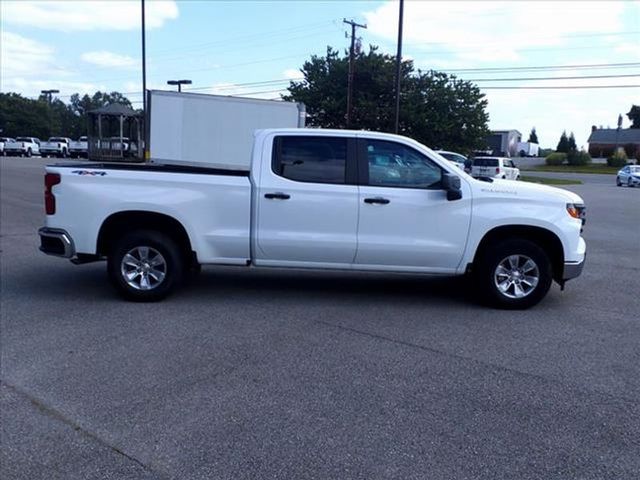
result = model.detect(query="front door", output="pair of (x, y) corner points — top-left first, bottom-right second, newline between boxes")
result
(255, 134), (359, 266)
(355, 138), (472, 272)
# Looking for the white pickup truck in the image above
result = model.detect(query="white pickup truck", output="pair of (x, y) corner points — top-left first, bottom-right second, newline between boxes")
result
(5, 136), (41, 157)
(38, 129), (586, 309)
(40, 137), (72, 158)
(0, 137), (16, 156)
(69, 136), (88, 158)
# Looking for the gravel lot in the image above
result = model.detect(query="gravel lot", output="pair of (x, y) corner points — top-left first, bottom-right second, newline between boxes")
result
(1, 156), (639, 480)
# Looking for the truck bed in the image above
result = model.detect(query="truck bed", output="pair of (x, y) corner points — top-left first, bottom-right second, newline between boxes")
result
(44, 162), (253, 265)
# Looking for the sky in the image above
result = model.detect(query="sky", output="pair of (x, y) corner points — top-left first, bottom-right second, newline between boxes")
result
(1, 0), (639, 148)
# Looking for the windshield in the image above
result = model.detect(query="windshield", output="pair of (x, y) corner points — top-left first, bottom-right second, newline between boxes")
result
(79, 136), (88, 141)
(49, 137), (67, 142)
(16, 137), (31, 142)
(473, 158), (499, 167)
(439, 152), (466, 163)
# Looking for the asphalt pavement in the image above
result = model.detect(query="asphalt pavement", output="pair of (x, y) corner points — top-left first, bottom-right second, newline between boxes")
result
(1, 157), (639, 480)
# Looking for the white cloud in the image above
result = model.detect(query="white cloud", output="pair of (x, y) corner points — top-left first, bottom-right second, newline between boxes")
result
(0, 31), (61, 77)
(283, 68), (303, 80)
(364, 1), (628, 65)
(3, 0), (178, 32)
(81, 51), (138, 69)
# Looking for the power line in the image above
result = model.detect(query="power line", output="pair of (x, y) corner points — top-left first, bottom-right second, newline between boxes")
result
(467, 73), (640, 82)
(481, 84), (640, 90)
(445, 62), (640, 73)
(402, 30), (640, 49)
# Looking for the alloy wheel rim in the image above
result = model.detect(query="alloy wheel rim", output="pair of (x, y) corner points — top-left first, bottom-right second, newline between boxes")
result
(494, 254), (539, 299)
(120, 246), (167, 290)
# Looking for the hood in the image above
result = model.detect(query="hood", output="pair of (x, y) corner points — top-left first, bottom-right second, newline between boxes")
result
(472, 178), (584, 204)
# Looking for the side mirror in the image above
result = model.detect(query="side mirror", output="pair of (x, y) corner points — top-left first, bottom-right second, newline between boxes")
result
(442, 173), (462, 201)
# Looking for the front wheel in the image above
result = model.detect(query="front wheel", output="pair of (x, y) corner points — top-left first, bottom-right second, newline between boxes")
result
(474, 239), (552, 309)
(617, 177), (622, 186)
(25, 149), (32, 158)
(628, 178), (634, 188)
(107, 230), (184, 301)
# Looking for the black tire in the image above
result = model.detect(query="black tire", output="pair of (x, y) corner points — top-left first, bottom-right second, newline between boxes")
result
(474, 238), (553, 309)
(628, 178), (633, 188)
(60, 149), (68, 158)
(616, 177), (622, 186)
(26, 149), (32, 158)
(107, 230), (184, 302)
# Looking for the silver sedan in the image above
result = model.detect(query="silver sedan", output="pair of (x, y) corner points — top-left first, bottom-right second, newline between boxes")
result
(616, 165), (640, 187)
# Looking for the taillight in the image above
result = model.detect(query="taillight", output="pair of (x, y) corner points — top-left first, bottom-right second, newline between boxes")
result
(45, 173), (61, 215)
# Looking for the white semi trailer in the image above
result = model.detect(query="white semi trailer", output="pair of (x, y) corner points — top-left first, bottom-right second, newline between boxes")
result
(147, 90), (306, 170)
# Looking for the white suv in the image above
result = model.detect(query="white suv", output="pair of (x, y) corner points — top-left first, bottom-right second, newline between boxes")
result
(472, 156), (520, 180)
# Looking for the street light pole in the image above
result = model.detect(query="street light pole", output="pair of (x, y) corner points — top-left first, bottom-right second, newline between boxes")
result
(167, 80), (192, 92)
(41, 89), (60, 136)
(394, 0), (404, 134)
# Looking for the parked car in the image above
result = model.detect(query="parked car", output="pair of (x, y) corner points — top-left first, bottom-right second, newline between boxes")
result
(69, 136), (88, 158)
(4, 137), (40, 157)
(41, 137), (72, 158)
(0, 137), (16, 156)
(472, 156), (520, 180)
(435, 150), (467, 170)
(616, 165), (640, 187)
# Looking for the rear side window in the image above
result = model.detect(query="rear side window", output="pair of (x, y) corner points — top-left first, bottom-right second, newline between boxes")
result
(273, 136), (347, 184)
(473, 158), (499, 167)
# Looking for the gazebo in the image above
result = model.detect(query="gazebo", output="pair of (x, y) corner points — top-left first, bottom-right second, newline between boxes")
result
(87, 103), (143, 161)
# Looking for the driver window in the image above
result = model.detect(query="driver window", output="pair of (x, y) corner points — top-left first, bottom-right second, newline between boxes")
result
(365, 140), (443, 189)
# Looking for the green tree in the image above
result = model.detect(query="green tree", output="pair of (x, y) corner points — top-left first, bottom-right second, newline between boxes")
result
(284, 46), (489, 152)
(0, 93), (49, 138)
(0, 91), (133, 139)
(568, 131), (577, 151)
(627, 105), (640, 128)
(556, 131), (569, 153)
(527, 127), (538, 143)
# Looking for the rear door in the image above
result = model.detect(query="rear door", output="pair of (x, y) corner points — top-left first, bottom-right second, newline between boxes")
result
(354, 137), (472, 272)
(255, 134), (359, 266)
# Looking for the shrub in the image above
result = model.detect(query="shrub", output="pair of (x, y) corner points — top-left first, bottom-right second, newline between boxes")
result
(545, 152), (567, 166)
(607, 150), (628, 167)
(567, 150), (591, 166)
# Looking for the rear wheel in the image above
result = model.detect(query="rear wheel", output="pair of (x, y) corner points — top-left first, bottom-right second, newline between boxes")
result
(107, 230), (184, 301)
(474, 239), (552, 309)
(25, 149), (32, 158)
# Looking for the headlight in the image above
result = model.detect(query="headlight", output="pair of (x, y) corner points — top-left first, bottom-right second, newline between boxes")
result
(567, 203), (586, 230)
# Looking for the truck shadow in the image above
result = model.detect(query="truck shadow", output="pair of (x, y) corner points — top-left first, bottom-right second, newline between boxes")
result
(5, 262), (475, 307)
(181, 266), (474, 306)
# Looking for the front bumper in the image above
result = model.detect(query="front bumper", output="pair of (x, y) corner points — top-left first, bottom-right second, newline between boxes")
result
(563, 256), (585, 280)
(38, 227), (75, 258)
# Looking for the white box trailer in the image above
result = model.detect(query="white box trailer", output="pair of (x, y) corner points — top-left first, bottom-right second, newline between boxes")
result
(516, 141), (539, 157)
(147, 90), (305, 170)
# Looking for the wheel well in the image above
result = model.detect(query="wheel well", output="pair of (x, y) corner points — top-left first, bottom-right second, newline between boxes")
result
(473, 225), (564, 281)
(97, 211), (195, 263)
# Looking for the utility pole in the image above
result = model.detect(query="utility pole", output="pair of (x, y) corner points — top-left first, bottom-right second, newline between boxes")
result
(343, 18), (366, 128)
(394, 0), (404, 134)
(141, 0), (147, 159)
